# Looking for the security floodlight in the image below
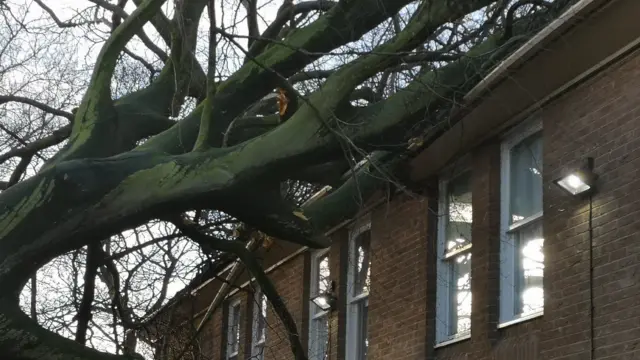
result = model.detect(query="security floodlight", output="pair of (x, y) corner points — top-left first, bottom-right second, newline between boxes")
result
(553, 157), (597, 196)
(311, 280), (337, 311)
(311, 293), (336, 311)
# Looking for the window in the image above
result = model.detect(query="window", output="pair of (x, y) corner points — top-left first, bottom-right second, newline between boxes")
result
(227, 300), (241, 360)
(436, 171), (472, 343)
(309, 250), (330, 360)
(500, 121), (544, 324)
(251, 289), (267, 360)
(347, 223), (371, 359)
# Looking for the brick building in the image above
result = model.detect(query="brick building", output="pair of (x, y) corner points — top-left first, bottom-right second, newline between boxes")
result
(153, 0), (640, 359)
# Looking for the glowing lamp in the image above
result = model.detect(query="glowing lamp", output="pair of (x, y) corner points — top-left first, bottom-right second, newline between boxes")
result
(553, 157), (597, 196)
(311, 280), (337, 311)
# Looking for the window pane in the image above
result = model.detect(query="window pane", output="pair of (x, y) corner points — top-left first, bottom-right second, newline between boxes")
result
(449, 253), (471, 335)
(255, 291), (267, 343)
(353, 230), (371, 297)
(311, 316), (329, 360)
(516, 220), (544, 315)
(357, 300), (368, 360)
(509, 133), (543, 224)
(253, 346), (264, 360)
(259, 294), (267, 341)
(318, 254), (330, 293)
(445, 173), (472, 253)
(313, 254), (331, 314)
(229, 304), (241, 355)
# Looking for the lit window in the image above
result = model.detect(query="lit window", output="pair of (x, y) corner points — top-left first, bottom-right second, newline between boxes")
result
(309, 250), (330, 360)
(227, 300), (241, 360)
(251, 289), (267, 360)
(500, 121), (544, 324)
(347, 223), (371, 359)
(436, 171), (472, 343)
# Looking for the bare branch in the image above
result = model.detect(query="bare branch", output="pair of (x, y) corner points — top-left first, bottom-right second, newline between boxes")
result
(33, 0), (103, 28)
(123, 48), (160, 75)
(103, 233), (181, 262)
(88, 0), (169, 61)
(0, 125), (71, 165)
(0, 95), (73, 120)
(246, 0), (337, 61)
(111, 0), (129, 31)
(7, 154), (32, 186)
(75, 243), (100, 345)
(30, 274), (37, 322)
(241, 0), (259, 48)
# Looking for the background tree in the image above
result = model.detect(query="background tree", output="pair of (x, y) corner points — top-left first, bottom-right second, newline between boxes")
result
(0, 0), (576, 359)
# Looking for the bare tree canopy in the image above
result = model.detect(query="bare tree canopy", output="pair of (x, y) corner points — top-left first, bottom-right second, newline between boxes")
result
(0, 0), (577, 359)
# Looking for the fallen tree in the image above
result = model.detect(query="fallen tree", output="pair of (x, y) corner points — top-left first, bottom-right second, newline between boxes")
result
(0, 0), (575, 358)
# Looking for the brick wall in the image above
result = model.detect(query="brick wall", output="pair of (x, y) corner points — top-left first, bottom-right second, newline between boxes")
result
(194, 304), (224, 360)
(540, 47), (640, 360)
(263, 254), (307, 360)
(367, 193), (429, 360)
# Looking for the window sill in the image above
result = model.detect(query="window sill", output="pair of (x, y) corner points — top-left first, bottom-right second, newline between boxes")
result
(434, 334), (471, 349)
(498, 311), (543, 329)
(348, 292), (369, 303)
(312, 310), (329, 319)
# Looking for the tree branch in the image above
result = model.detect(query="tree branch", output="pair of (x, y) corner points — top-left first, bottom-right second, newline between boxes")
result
(122, 48), (160, 76)
(111, 0), (129, 31)
(246, 0), (337, 61)
(97, 251), (148, 331)
(288, 69), (334, 83)
(75, 243), (100, 345)
(83, 0), (167, 98)
(88, 0), (168, 61)
(0, 122), (47, 162)
(7, 155), (32, 186)
(30, 274), (37, 322)
(0, 125), (71, 165)
(219, 186), (331, 248)
(0, 95), (74, 120)
(103, 233), (181, 262)
(58, 0), (168, 164)
(242, 0), (259, 49)
(504, 0), (551, 40)
(33, 0), (104, 28)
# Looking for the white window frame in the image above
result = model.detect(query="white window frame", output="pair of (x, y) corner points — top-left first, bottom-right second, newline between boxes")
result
(435, 168), (472, 345)
(346, 220), (371, 360)
(499, 119), (544, 326)
(309, 249), (330, 360)
(251, 289), (267, 360)
(226, 299), (242, 360)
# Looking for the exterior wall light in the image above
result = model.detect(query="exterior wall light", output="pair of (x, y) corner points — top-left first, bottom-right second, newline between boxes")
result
(553, 157), (597, 196)
(311, 280), (337, 311)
